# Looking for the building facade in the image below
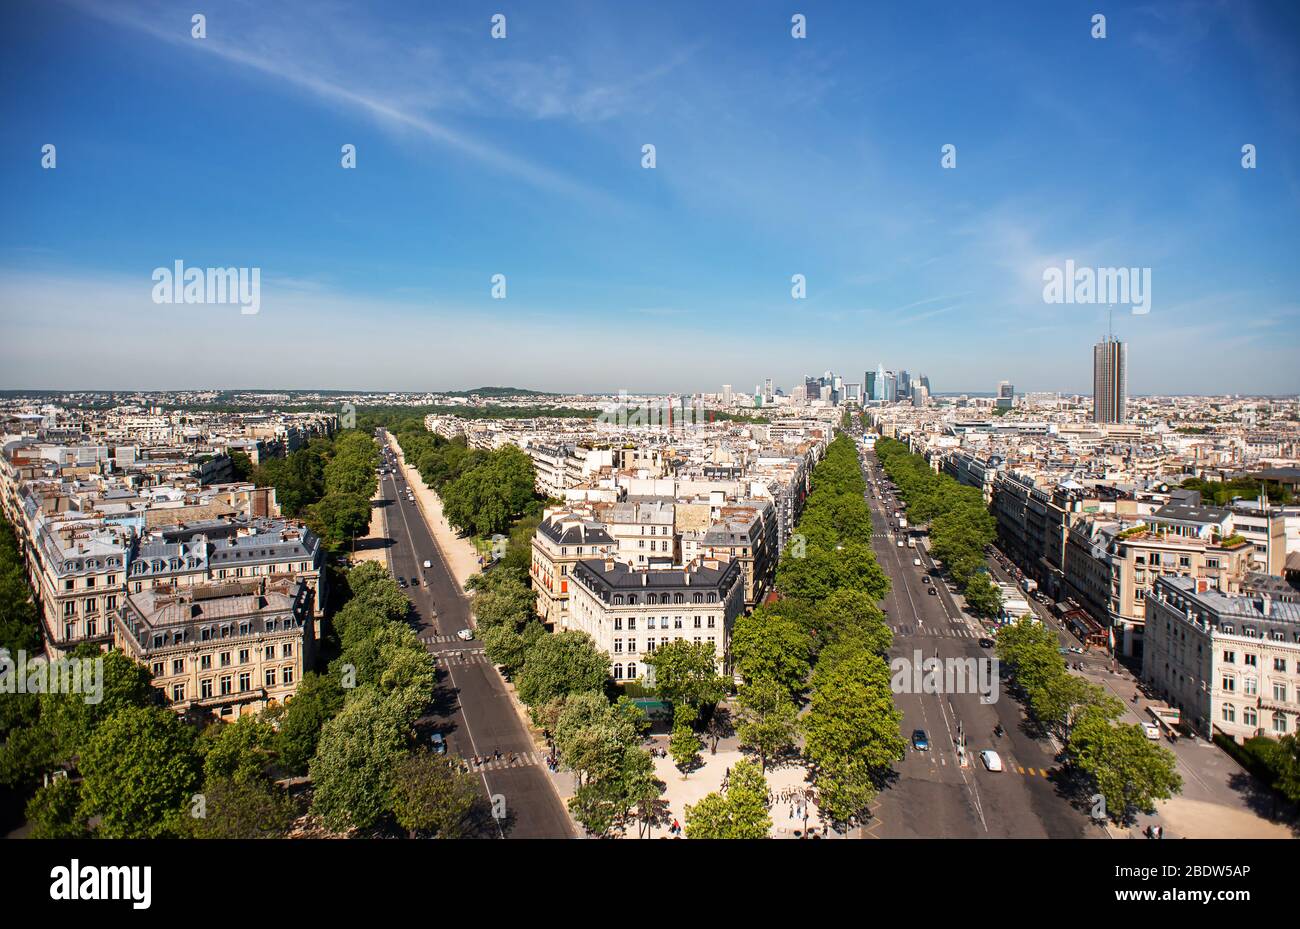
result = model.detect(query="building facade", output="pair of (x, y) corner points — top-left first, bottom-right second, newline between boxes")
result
(113, 575), (315, 720)
(1144, 574), (1300, 742)
(566, 557), (745, 680)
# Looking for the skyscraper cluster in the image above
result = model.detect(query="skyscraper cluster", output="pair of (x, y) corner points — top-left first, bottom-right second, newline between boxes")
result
(864, 365), (930, 403)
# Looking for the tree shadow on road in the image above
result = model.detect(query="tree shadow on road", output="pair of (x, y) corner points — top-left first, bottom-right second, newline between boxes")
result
(1049, 762), (1102, 819)
(1224, 770), (1300, 836)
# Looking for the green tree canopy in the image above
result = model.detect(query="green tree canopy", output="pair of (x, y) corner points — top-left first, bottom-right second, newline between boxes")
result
(390, 751), (482, 838)
(309, 688), (411, 833)
(643, 640), (729, 709)
(684, 759), (772, 839)
(78, 705), (201, 838)
(515, 630), (610, 709)
(735, 676), (801, 772)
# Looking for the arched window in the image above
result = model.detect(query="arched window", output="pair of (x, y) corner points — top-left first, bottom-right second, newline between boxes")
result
(673, 593), (684, 604)
(627, 595), (637, 606)
(613, 663), (624, 680)
(613, 595), (624, 605)
(647, 593), (657, 605)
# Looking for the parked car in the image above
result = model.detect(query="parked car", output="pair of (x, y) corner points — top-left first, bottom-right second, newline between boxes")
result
(430, 732), (447, 755)
(398, 578), (407, 589)
(911, 729), (930, 751)
(1142, 722), (1161, 740)
(927, 587), (937, 595)
(979, 750), (1003, 772)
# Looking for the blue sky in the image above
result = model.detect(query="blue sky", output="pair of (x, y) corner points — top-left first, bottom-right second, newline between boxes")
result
(1, 0), (1298, 394)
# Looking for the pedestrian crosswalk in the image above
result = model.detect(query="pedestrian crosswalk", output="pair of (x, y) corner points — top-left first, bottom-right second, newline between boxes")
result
(421, 633), (472, 644)
(460, 750), (545, 772)
(432, 648), (489, 665)
(892, 624), (983, 639)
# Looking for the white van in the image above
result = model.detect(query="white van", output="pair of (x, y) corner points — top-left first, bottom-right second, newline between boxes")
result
(1142, 722), (1160, 740)
(423, 559), (432, 569)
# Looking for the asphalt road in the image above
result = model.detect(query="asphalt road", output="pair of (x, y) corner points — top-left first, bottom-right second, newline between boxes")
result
(375, 430), (574, 839)
(857, 445), (1098, 838)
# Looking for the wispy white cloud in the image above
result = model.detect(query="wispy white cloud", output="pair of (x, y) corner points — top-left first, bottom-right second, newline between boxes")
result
(63, 0), (622, 205)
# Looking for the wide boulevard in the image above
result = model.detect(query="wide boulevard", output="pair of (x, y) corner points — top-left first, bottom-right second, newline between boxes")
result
(375, 429), (574, 838)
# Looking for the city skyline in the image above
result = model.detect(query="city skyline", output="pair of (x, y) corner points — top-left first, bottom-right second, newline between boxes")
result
(5, 0), (1300, 881)
(3, 0), (1299, 394)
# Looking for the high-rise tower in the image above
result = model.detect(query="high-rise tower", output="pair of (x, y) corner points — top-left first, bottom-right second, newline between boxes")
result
(1093, 337), (1127, 423)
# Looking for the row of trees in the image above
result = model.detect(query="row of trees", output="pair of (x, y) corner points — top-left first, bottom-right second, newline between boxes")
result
(393, 426), (541, 538)
(16, 558), (481, 838)
(995, 618), (1182, 823)
(15, 641), (304, 838)
(710, 434), (905, 827)
(472, 551), (670, 836)
(469, 522), (770, 835)
(1, 516), (47, 826)
(251, 430), (381, 549)
(874, 437), (1001, 616)
(470, 535), (664, 836)
(307, 560), (480, 836)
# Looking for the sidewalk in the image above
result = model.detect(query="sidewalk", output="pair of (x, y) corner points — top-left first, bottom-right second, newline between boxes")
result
(1079, 660), (1297, 838)
(605, 736), (836, 839)
(349, 482), (391, 569)
(988, 548), (1298, 839)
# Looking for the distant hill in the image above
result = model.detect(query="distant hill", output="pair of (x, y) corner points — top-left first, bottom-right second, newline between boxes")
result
(444, 386), (555, 398)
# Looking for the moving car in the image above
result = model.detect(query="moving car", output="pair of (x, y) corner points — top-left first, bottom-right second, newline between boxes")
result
(911, 729), (930, 751)
(897, 540), (905, 547)
(979, 750), (1003, 772)
(922, 576), (932, 585)
(423, 560), (432, 569)
(456, 628), (474, 641)
(397, 578), (407, 589)
(978, 637), (996, 649)
(913, 558), (922, 567)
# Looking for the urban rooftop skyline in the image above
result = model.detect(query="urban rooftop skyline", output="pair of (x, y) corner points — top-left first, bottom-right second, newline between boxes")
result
(2, 0), (1299, 395)
(2, 0), (1299, 881)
